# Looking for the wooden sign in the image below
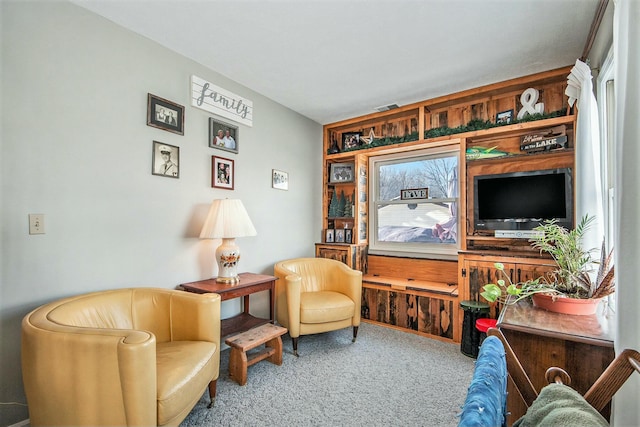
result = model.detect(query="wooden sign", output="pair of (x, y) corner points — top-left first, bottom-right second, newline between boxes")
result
(191, 75), (253, 127)
(520, 125), (567, 152)
(401, 188), (428, 200)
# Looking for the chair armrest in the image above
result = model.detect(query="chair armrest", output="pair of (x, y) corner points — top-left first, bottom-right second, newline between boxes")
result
(328, 263), (362, 324)
(22, 307), (156, 426)
(168, 291), (221, 343)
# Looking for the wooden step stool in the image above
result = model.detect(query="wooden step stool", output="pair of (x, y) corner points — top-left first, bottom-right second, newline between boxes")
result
(225, 323), (288, 386)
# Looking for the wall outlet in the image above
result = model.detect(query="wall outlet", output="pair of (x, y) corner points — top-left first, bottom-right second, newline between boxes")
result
(29, 214), (45, 234)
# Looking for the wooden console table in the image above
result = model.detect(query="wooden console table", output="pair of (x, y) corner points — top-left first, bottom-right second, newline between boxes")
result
(497, 299), (615, 425)
(181, 272), (277, 337)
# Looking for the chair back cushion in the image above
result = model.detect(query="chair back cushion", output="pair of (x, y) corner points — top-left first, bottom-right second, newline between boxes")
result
(46, 288), (178, 342)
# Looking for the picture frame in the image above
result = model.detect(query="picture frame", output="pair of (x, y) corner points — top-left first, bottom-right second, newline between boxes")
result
(325, 229), (335, 243)
(329, 162), (355, 183)
(342, 132), (361, 150)
(147, 93), (184, 135)
(335, 229), (345, 243)
(496, 109), (514, 125)
(272, 169), (289, 190)
(208, 117), (239, 154)
(211, 155), (234, 190)
(345, 229), (353, 244)
(152, 141), (179, 179)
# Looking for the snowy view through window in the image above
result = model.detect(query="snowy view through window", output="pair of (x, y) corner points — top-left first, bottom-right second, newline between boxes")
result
(376, 154), (458, 245)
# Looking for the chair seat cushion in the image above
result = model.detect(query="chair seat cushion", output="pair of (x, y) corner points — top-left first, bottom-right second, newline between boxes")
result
(156, 341), (217, 425)
(300, 291), (355, 324)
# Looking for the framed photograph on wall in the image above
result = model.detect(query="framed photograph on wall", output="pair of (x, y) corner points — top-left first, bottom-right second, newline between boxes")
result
(329, 162), (355, 183)
(209, 117), (239, 154)
(152, 141), (179, 179)
(147, 94), (184, 135)
(211, 156), (234, 190)
(272, 169), (289, 190)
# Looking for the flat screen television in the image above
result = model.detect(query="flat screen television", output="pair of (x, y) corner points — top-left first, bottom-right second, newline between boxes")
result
(474, 168), (573, 232)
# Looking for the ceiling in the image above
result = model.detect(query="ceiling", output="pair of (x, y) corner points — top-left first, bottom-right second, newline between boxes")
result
(72, 0), (598, 125)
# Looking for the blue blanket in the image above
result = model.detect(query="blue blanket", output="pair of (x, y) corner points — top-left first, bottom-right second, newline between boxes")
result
(458, 336), (507, 427)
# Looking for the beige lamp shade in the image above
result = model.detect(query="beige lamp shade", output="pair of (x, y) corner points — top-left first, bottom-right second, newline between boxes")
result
(200, 199), (257, 284)
(199, 199), (257, 239)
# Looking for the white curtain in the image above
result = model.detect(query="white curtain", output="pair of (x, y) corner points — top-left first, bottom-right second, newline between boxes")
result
(565, 59), (605, 256)
(613, 0), (640, 425)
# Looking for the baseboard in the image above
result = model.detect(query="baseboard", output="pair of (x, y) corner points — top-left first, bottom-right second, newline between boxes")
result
(8, 419), (29, 427)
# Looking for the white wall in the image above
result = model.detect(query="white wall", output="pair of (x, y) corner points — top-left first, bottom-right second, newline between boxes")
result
(0, 1), (321, 424)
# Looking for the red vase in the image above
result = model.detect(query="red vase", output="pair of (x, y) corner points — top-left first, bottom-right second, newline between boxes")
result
(532, 293), (603, 315)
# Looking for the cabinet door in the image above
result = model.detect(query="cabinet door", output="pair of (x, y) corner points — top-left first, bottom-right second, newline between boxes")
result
(514, 263), (556, 284)
(464, 260), (514, 319)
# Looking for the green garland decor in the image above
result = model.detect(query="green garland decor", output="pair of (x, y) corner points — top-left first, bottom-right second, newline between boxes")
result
(329, 108), (568, 155)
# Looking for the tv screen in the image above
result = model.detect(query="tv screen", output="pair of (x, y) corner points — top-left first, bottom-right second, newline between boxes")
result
(474, 168), (573, 231)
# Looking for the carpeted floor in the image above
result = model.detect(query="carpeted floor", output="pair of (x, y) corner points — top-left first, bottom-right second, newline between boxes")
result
(180, 322), (475, 427)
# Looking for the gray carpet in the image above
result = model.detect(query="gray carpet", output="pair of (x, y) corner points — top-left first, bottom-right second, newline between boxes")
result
(180, 322), (475, 427)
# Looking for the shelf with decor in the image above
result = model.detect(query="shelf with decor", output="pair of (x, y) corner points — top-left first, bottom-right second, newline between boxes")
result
(320, 66), (577, 342)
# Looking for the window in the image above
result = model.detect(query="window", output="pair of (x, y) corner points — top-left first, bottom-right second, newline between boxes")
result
(597, 47), (616, 251)
(369, 146), (459, 259)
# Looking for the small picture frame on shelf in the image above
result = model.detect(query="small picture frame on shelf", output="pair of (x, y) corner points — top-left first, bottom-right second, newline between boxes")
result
(342, 132), (361, 150)
(325, 229), (335, 243)
(496, 109), (514, 125)
(335, 229), (345, 243)
(147, 94), (184, 135)
(345, 229), (353, 244)
(329, 162), (355, 183)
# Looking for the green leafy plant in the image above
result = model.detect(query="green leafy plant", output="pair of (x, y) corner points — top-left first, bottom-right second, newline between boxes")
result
(481, 215), (615, 304)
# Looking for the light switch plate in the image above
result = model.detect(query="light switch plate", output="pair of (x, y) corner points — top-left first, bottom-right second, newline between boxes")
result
(29, 214), (45, 234)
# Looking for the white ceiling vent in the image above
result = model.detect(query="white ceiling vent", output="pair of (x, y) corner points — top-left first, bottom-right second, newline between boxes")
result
(374, 103), (399, 112)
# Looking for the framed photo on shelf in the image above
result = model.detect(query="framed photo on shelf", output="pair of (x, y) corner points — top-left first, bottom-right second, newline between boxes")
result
(211, 155), (234, 190)
(345, 229), (353, 244)
(152, 141), (179, 179)
(342, 132), (361, 150)
(325, 229), (335, 243)
(335, 229), (345, 243)
(496, 109), (514, 125)
(208, 117), (239, 154)
(272, 169), (289, 190)
(147, 93), (184, 135)
(329, 162), (355, 183)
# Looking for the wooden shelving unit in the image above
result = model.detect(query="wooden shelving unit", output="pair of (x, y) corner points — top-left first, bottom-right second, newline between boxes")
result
(317, 66), (577, 343)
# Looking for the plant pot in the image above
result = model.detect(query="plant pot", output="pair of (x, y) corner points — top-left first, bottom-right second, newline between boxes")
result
(532, 293), (602, 315)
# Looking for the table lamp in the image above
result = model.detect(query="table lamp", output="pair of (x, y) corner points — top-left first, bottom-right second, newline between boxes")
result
(200, 199), (257, 284)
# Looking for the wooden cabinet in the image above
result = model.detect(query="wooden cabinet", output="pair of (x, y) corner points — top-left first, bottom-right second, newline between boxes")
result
(497, 300), (615, 425)
(315, 243), (367, 271)
(458, 251), (556, 328)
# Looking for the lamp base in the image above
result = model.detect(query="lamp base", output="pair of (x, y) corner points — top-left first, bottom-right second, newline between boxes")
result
(215, 238), (242, 285)
(216, 275), (240, 284)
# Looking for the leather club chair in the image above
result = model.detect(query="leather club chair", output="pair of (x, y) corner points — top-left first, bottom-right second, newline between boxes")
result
(274, 257), (362, 356)
(21, 288), (221, 426)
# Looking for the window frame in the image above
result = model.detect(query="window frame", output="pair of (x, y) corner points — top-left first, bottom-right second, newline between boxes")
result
(368, 144), (460, 260)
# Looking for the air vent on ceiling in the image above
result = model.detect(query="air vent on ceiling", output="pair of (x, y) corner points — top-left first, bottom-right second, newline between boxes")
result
(374, 103), (399, 112)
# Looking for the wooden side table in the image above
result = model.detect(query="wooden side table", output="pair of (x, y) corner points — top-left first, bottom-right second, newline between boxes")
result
(497, 299), (615, 425)
(181, 272), (277, 337)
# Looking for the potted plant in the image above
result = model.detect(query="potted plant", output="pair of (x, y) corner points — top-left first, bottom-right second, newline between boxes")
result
(481, 215), (615, 315)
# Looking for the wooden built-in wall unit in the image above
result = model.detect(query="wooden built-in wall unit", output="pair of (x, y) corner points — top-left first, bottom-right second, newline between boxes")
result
(318, 66), (576, 343)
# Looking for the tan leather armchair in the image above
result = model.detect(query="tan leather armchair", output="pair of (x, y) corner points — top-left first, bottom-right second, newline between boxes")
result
(274, 257), (362, 356)
(21, 288), (221, 427)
